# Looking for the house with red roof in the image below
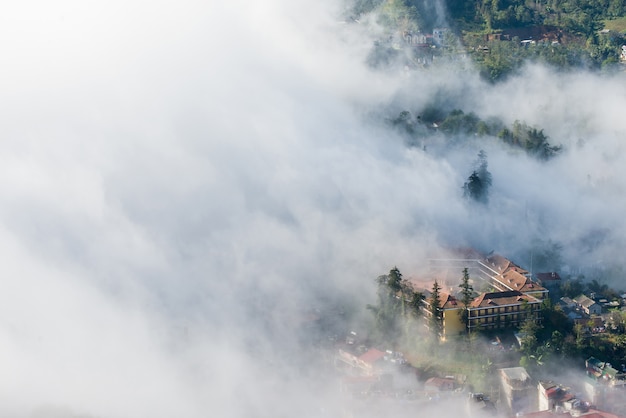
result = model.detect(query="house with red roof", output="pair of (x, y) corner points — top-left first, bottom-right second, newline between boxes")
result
(407, 279), (465, 340)
(337, 347), (387, 376)
(477, 254), (548, 300)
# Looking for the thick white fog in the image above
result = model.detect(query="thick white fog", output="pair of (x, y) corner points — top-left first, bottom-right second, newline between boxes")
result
(1, 0), (626, 416)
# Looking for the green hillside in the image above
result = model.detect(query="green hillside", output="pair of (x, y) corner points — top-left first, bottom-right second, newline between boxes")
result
(352, 0), (626, 81)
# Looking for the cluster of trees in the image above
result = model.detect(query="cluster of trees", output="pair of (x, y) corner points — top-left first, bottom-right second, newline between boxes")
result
(368, 267), (477, 345)
(366, 264), (626, 382)
(517, 274), (626, 374)
(499, 121), (562, 159)
(351, 0), (449, 32)
(351, 0), (626, 81)
(467, 31), (625, 81)
(367, 267), (425, 343)
(518, 296), (626, 375)
(390, 107), (563, 160)
(449, 0), (626, 80)
(448, 0), (626, 33)
(560, 276), (623, 300)
(464, 150), (493, 204)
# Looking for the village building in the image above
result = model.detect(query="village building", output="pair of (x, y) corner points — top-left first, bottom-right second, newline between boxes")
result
(559, 297), (577, 310)
(536, 272), (562, 293)
(468, 290), (542, 331)
(586, 357), (626, 386)
(412, 248), (546, 336)
(337, 347), (387, 376)
(500, 367), (535, 415)
(424, 376), (456, 392)
(477, 254), (548, 300)
(428, 249), (548, 300)
(408, 281), (465, 340)
(575, 295), (603, 316)
(538, 381), (578, 411)
(520, 407), (623, 418)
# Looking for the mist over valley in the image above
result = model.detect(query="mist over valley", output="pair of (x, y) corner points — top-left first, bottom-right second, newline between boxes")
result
(2, 0), (626, 416)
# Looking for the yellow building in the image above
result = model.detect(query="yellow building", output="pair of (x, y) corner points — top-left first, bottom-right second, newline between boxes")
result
(419, 289), (465, 341)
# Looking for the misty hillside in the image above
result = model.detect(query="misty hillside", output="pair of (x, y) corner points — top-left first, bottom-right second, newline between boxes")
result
(351, 0), (626, 80)
(1, 0), (626, 417)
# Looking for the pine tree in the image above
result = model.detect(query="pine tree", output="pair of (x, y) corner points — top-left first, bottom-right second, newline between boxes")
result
(459, 267), (474, 330)
(408, 289), (424, 319)
(429, 280), (443, 340)
(369, 267), (407, 343)
(463, 150), (492, 204)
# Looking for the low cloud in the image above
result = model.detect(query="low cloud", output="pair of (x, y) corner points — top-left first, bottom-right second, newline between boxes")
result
(2, 0), (626, 416)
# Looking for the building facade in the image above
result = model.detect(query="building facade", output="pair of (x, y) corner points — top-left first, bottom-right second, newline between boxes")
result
(468, 290), (542, 331)
(500, 367), (535, 415)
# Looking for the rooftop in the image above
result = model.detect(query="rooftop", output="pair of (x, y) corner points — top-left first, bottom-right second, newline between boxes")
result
(358, 348), (386, 365)
(536, 272), (561, 282)
(500, 366), (531, 383)
(519, 409), (624, 418)
(501, 270), (547, 293)
(471, 290), (539, 308)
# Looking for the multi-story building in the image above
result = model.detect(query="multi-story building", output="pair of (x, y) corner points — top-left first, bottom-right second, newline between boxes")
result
(410, 249), (546, 336)
(428, 249), (548, 301)
(477, 254), (548, 300)
(468, 290), (542, 331)
(500, 367), (535, 415)
(575, 296), (603, 316)
(538, 381), (576, 411)
(409, 281), (465, 340)
(586, 357), (626, 386)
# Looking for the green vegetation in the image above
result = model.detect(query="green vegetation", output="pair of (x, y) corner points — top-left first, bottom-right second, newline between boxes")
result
(603, 16), (626, 32)
(367, 267), (425, 346)
(428, 281), (444, 340)
(464, 150), (493, 204)
(390, 107), (562, 159)
(363, 265), (626, 393)
(352, 0), (626, 81)
(459, 268), (475, 328)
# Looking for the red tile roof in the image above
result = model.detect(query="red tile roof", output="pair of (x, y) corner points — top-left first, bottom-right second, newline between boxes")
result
(519, 410), (625, 418)
(501, 270), (546, 294)
(471, 290), (539, 308)
(358, 348), (386, 365)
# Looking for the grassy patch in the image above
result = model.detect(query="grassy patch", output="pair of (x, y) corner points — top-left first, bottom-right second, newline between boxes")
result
(603, 17), (626, 33)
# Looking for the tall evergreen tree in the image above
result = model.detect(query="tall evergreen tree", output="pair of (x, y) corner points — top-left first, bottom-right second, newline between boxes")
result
(463, 150), (492, 204)
(369, 267), (409, 343)
(408, 289), (425, 319)
(459, 267), (474, 330)
(429, 280), (443, 340)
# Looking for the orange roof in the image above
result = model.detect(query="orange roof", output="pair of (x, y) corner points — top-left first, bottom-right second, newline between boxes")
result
(440, 292), (461, 309)
(358, 348), (386, 365)
(501, 270), (546, 293)
(407, 281), (462, 310)
(520, 410), (625, 418)
(484, 254), (529, 275)
(471, 290), (539, 308)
